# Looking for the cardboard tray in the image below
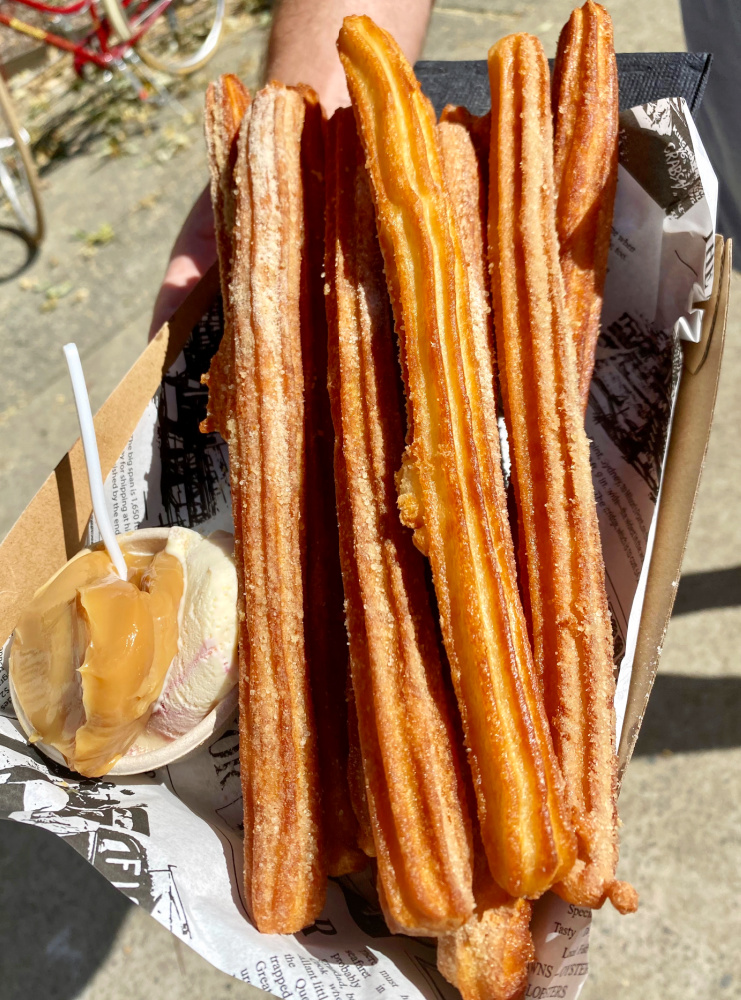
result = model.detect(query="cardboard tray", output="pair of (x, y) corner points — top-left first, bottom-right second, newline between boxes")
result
(0, 236), (731, 770)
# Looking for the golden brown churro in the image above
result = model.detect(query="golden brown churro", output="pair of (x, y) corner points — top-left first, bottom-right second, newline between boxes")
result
(435, 109), (537, 1000)
(298, 88), (367, 878)
(203, 82), (326, 933)
(325, 106), (473, 935)
(440, 105), (491, 186)
(204, 74), (250, 306)
(438, 833), (534, 1000)
(203, 75), (250, 427)
(488, 33), (636, 914)
(437, 111), (497, 465)
(339, 15), (576, 900)
(552, 0), (618, 408)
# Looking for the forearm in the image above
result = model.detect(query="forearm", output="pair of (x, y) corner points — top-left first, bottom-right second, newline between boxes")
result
(265, 0), (433, 113)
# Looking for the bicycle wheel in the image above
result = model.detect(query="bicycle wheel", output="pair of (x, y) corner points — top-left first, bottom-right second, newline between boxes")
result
(100, 0), (225, 76)
(0, 74), (45, 245)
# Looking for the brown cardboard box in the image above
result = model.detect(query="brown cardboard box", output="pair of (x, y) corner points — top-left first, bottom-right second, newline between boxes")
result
(617, 234), (731, 773)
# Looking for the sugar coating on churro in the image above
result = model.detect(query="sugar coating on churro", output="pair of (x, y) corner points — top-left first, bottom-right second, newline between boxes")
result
(339, 14), (576, 902)
(488, 32), (636, 915)
(204, 75), (250, 308)
(325, 106), (474, 935)
(203, 83), (326, 934)
(552, 0), (619, 408)
(297, 88), (367, 879)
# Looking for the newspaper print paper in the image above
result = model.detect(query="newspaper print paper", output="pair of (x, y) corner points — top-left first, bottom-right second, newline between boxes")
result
(0, 98), (716, 1000)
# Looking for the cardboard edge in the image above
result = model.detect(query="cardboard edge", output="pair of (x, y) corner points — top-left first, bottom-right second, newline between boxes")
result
(683, 238), (724, 375)
(617, 236), (731, 777)
(0, 265), (221, 642)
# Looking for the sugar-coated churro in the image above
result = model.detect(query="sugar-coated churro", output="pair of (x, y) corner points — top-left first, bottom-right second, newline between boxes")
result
(552, 0), (618, 408)
(339, 14), (576, 900)
(437, 111), (497, 467)
(204, 74), (250, 307)
(488, 32), (636, 914)
(438, 830), (534, 1000)
(203, 75), (250, 428)
(203, 82), (326, 933)
(298, 88), (367, 878)
(440, 105), (491, 188)
(325, 106), (473, 934)
(434, 109), (535, 999)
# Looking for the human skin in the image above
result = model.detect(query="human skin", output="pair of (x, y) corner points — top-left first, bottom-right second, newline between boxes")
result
(148, 0), (432, 336)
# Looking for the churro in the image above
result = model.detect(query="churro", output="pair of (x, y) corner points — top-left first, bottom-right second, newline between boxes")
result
(440, 105), (491, 187)
(437, 110), (497, 465)
(325, 106), (473, 934)
(203, 75), (250, 431)
(438, 832), (534, 1000)
(488, 32), (636, 913)
(552, 0), (618, 408)
(203, 83), (325, 933)
(204, 74), (250, 307)
(434, 109), (537, 999)
(298, 88), (367, 878)
(339, 14), (576, 900)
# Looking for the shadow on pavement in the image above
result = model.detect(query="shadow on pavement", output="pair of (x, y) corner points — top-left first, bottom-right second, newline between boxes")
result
(0, 226), (39, 282)
(0, 819), (131, 1000)
(633, 673), (741, 756)
(673, 565), (741, 615)
(28, 67), (196, 180)
(32, 82), (155, 176)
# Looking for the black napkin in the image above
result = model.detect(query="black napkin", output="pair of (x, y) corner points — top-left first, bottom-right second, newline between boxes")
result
(415, 51), (712, 118)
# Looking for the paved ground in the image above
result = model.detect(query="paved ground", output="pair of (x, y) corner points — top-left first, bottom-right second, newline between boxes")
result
(1, 1), (739, 998)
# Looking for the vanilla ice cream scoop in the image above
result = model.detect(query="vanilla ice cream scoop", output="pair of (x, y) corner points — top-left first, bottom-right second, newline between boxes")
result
(148, 528), (238, 741)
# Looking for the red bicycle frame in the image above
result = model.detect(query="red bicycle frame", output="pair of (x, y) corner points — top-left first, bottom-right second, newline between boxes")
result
(0, 0), (171, 74)
(10, 0), (90, 15)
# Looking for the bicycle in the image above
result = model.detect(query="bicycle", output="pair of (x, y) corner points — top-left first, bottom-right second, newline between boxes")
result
(0, 0), (226, 79)
(0, 0), (225, 242)
(0, 70), (44, 243)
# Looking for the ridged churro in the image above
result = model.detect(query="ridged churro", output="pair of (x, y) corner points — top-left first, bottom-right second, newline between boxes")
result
(203, 83), (326, 933)
(339, 15), (576, 900)
(552, 0), (618, 408)
(204, 74), (250, 307)
(435, 110), (536, 1000)
(488, 33), (636, 914)
(437, 111), (497, 466)
(325, 106), (473, 935)
(298, 89), (367, 878)
(438, 831), (534, 1000)
(440, 105), (491, 187)
(203, 75), (250, 427)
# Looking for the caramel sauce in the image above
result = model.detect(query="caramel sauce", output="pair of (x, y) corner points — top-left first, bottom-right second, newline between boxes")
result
(10, 546), (183, 777)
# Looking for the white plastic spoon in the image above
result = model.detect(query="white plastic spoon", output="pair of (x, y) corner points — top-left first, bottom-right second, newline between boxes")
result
(63, 342), (128, 580)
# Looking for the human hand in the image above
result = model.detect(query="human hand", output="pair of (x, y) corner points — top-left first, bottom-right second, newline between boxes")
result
(148, 185), (217, 339)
